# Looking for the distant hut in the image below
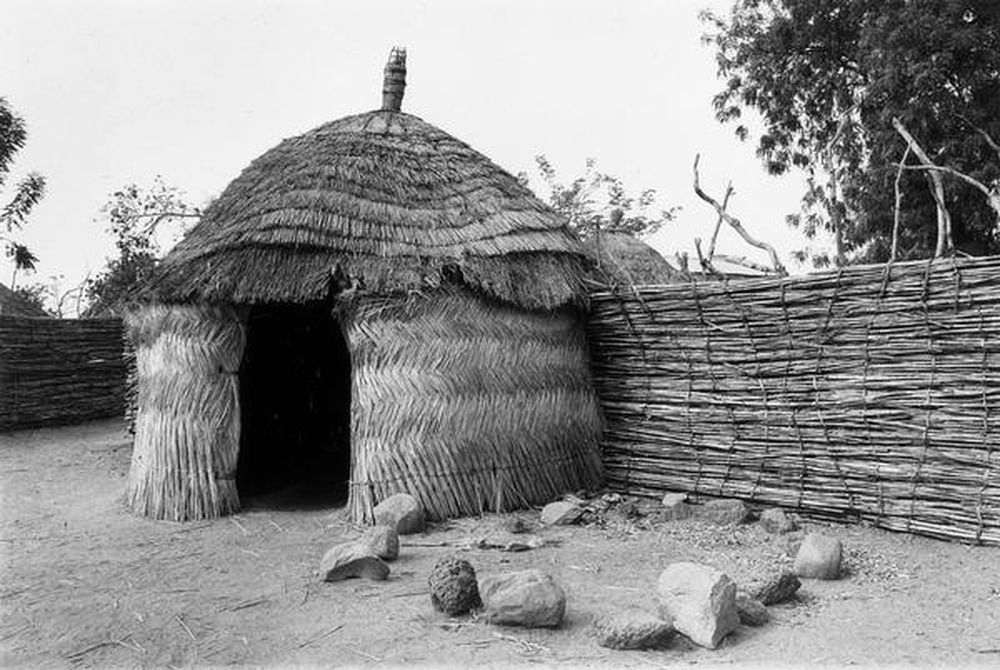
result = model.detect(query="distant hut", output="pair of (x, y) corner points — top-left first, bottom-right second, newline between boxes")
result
(587, 230), (681, 287)
(125, 49), (604, 523)
(0, 282), (48, 317)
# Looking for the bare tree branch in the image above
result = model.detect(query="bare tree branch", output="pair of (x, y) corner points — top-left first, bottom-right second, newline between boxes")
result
(694, 237), (721, 277)
(675, 251), (691, 279)
(137, 211), (201, 236)
(706, 181), (733, 262)
(693, 154), (787, 276)
(892, 145), (911, 262)
(903, 165), (1000, 221)
(892, 117), (952, 256)
(957, 112), (1000, 159)
(713, 253), (784, 275)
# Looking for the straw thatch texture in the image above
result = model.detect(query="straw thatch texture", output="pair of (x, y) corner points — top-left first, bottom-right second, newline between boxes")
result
(147, 112), (590, 310)
(125, 305), (245, 521)
(588, 255), (1000, 545)
(345, 289), (604, 522)
(0, 282), (48, 317)
(586, 233), (681, 287)
(0, 316), (126, 431)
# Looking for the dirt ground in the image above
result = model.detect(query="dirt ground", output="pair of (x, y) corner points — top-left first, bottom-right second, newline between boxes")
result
(1, 420), (998, 668)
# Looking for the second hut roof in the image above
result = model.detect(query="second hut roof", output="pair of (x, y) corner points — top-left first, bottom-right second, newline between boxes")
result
(148, 51), (590, 311)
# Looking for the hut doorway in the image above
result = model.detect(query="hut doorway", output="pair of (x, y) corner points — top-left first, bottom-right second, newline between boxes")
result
(236, 303), (351, 507)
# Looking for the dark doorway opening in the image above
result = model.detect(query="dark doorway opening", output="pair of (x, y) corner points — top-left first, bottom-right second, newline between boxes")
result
(237, 302), (351, 509)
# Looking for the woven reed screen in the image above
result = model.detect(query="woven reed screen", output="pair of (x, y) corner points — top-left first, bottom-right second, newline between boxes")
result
(0, 316), (126, 431)
(345, 289), (604, 523)
(125, 305), (245, 521)
(587, 256), (1000, 545)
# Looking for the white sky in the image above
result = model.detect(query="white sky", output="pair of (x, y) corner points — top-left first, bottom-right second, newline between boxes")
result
(2, 0), (829, 300)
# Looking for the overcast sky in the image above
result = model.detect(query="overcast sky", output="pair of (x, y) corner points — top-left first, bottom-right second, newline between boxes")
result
(2, 0), (826, 301)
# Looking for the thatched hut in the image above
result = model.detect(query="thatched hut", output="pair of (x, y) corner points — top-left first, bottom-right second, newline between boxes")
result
(0, 282), (48, 317)
(126, 49), (604, 523)
(586, 232), (681, 286)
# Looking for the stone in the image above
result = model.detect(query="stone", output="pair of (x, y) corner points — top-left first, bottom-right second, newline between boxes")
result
(760, 508), (798, 534)
(661, 492), (688, 507)
(784, 531), (805, 558)
(696, 499), (749, 525)
(591, 609), (675, 650)
(496, 534), (546, 553)
(539, 501), (583, 526)
(735, 595), (770, 627)
(359, 525), (399, 561)
(320, 542), (390, 582)
(373, 493), (426, 535)
(479, 569), (566, 628)
(428, 557), (481, 615)
(794, 533), (843, 580)
(617, 499), (639, 518)
(658, 492), (693, 522)
(749, 572), (801, 606)
(503, 516), (533, 535)
(656, 562), (739, 649)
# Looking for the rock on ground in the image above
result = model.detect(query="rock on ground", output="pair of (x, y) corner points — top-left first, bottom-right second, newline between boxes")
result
(479, 569), (566, 628)
(735, 595), (770, 627)
(748, 572), (802, 605)
(794, 533), (843, 579)
(373, 493), (426, 535)
(540, 501), (583, 526)
(591, 609), (675, 650)
(696, 499), (749, 525)
(784, 531), (805, 557)
(759, 508), (798, 534)
(503, 516), (533, 534)
(360, 526), (399, 561)
(320, 543), (390, 582)
(428, 556), (481, 615)
(658, 492), (693, 522)
(656, 562), (739, 649)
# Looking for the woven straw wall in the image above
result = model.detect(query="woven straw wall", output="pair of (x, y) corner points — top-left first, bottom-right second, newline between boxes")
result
(0, 316), (126, 431)
(345, 289), (604, 522)
(125, 305), (245, 521)
(588, 256), (1000, 545)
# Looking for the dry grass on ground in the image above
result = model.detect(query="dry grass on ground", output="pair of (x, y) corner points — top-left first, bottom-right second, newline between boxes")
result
(1, 420), (998, 667)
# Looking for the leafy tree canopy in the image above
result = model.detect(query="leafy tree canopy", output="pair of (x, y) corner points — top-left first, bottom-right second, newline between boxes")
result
(84, 177), (199, 317)
(521, 155), (679, 240)
(0, 97), (45, 286)
(702, 0), (1000, 263)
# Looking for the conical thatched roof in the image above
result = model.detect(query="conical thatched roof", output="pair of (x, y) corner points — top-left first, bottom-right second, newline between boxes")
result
(586, 233), (681, 286)
(0, 282), (47, 317)
(148, 54), (589, 311)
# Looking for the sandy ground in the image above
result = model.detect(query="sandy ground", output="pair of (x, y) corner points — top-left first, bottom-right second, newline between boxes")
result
(1, 419), (998, 669)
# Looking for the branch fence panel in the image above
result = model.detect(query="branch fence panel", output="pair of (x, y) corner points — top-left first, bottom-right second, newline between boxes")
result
(0, 317), (127, 431)
(587, 256), (1000, 545)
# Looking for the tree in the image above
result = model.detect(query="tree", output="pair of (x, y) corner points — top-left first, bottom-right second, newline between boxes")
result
(0, 98), (46, 286)
(701, 0), (1000, 263)
(84, 177), (200, 316)
(521, 155), (679, 240)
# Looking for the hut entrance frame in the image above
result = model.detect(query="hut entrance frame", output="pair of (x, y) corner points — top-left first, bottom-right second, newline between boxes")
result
(236, 302), (352, 505)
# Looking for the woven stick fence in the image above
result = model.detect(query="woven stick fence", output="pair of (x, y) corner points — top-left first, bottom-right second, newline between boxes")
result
(0, 316), (126, 431)
(587, 255), (1000, 545)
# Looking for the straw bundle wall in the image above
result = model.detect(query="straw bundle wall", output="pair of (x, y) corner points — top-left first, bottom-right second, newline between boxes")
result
(345, 289), (604, 523)
(125, 305), (245, 521)
(0, 316), (126, 431)
(588, 255), (1000, 545)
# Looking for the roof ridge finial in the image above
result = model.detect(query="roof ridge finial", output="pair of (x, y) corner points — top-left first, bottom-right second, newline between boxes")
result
(382, 47), (407, 112)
